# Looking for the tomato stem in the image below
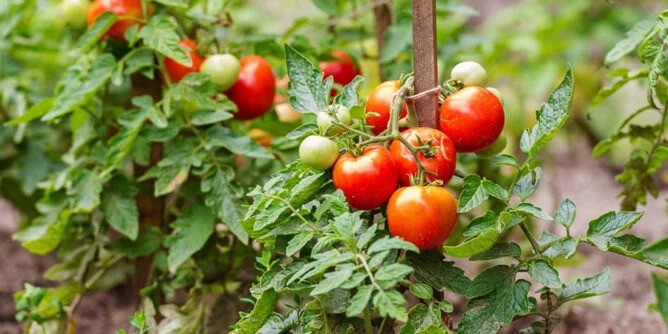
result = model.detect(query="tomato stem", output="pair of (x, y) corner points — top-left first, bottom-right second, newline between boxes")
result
(388, 77), (413, 135)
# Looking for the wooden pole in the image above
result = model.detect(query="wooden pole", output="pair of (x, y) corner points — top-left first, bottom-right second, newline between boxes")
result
(411, 0), (439, 128)
(374, 2), (392, 81)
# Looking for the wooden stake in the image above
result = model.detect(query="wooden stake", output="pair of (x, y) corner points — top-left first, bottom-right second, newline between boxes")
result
(411, 0), (439, 128)
(374, 2), (392, 81)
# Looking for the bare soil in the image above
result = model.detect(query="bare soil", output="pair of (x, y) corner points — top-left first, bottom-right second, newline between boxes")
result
(0, 133), (666, 333)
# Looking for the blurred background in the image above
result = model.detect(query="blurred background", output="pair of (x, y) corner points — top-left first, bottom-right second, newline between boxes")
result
(1, 0), (667, 332)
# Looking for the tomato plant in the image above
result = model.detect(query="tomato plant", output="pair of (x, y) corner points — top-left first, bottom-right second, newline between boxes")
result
(164, 39), (203, 83)
(389, 127), (457, 186)
(87, 0), (148, 40)
(366, 80), (408, 135)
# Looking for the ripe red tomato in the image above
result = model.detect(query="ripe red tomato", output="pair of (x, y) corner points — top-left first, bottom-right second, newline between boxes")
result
(365, 81), (408, 135)
(226, 56), (276, 120)
(387, 186), (457, 250)
(87, 0), (148, 40)
(319, 50), (360, 95)
(164, 39), (204, 83)
(389, 127), (456, 186)
(332, 145), (398, 210)
(439, 86), (504, 152)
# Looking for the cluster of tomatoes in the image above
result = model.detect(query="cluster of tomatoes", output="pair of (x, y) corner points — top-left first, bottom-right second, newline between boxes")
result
(300, 61), (506, 251)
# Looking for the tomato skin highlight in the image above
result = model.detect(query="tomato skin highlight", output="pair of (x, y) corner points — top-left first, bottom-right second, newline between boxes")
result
(87, 0), (147, 40)
(365, 81), (408, 135)
(319, 50), (360, 94)
(390, 127), (456, 186)
(164, 40), (204, 84)
(387, 186), (457, 251)
(226, 56), (276, 120)
(332, 145), (399, 210)
(439, 86), (504, 152)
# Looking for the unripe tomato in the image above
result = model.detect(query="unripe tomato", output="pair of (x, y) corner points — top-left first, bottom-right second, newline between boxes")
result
(387, 186), (457, 250)
(332, 145), (398, 210)
(164, 39), (204, 83)
(475, 132), (507, 158)
(317, 105), (352, 135)
(486, 86), (503, 104)
(87, 0), (148, 40)
(200, 54), (240, 91)
(389, 127), (456, 186)
(226, 56), (276, 120)
(319, 50), (360, 95)
(365, 81), (408, 135)
(450, 61), (487, 87)
(63, 0), (90, 28)
(439, 86), (505, 152)
(299, 135), (339, 170)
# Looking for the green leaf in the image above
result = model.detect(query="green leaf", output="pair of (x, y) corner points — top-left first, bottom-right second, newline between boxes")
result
(286, 123), (318, 140)
(42, 54), (116, 121)
(641, 38), (665, 108)
(334, 76), (364, 108)
(515, 203), (553, 221)
(108, 226), (161, 257)
(541, 235), (579, 259)
(191, 109), (234, 125)
(586, 211), (643, 250)
(444, 228), (500, 258)
(201, 168), (248, 244)
(407, 250), (471, 296)
(409, 283), (434, 299)
(467, 265), (516, 299)
(285, 44), (328, 114)
(286, 231), (313, 257)
(74, 12), (118, 53)
(69, 169), (102, 213)
(554, 199), (576, 229)
(102, 102), (151, 176)
(604, 19), (656, 65)
(166, 204), (216, 273)
(368, 237), (419, 254)
(123, 48), (155, 76)
(311, 267), (355, 296)
(373, 289), (407, 321)
(491, 154), (518, 166)
(400, 304), (441, 334)
(527, 260), (561, 288)
(36, 283), (82, 319)
(458, 175), (488, 213)
(375, 263), (413, 289)
(640, 238), (668, 269)
(463, 211), (498, 237)
(102, 178), (139, 240)
(470, 242), (521, 261)
(231, 289), (278, 334)
(519, 67), (574, 157)
(458, 280), (532, 334)
(312, 0), (339, 15)
(5, 98), (54, 125)
(139, 14), (191, 66)
(380, 23), (413, 63)
(482, 180), (508, 201)
(513, 168), (542, 201)
(651, 273), (668, 325)
(346, 285), (373, 317)
(153, 0), (189, 7)
(205, 127), (273, 159)
(556, 268), (612, 303)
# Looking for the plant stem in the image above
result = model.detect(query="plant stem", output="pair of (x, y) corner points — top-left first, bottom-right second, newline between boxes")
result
(396, 134), (427, 185)
(389, 78), (414, 135)
(519, 222), (542, 256)
(363, 308), (373, 334)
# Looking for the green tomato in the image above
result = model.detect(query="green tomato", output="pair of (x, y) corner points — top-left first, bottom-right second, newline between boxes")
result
(476, 132), (507, 158)
(451, 61), (487, 87)
(486, 86), (503, 105)
(200, 54), (241, 91)
(299, 135), (339, 170)
(317, 104), (352, 135)
(62, 0), (90, 28)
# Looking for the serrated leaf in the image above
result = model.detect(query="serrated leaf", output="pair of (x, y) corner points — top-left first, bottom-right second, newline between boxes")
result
(527, 260), (561, 288)
(373, 289), (407, 321)
(409, 283), (433, 299)
(123, 48), (155, 76)
(407, 250), (471, 296)
(491, 154), (518, 166)
(166, 204), (216, 273)
(375, 263), (413, 289)
(334, 76), (364, 108)
(286, 231), (313, 257)
(346, 285), (373, 317)
(444, 228), (500, 258)
(400, 304), (441, 334)
(542, 236), (579, 259)
(368, 237), (419, 254)
(102, 178), (139, 240)
(586, 211), (644, 250)
(286, 123), (318, 140)
(231, 289), (278, 334)
(555, 199), (576, 229)
(108, 226), (161, 257)
(285, 45), (328, 114)
(139, 14), (191, 66)
(153, 0), (189, 7)
(470, 242), (521, 261)
(640, 238), (668, 269)
(201, 168), (248, 244)
(191, 109), (234, 125)
(651, 273), (668, 325)
(458, 175), (488, 212)
(482, 180), (508, 201)
(74, 12), (118, 53)
(311, 267), (355, 296)
(205, 127), (273, 159)
(604, 19), (656, 65)
(5, 98), (54, 125)
(69, 169), (102, 213)
(380, 23), (412, 63)
(515, 202), (553, 221)
(458, 280), (531, 334)
(556, 268), (611, 303)
(519, 67), (573, 157)
(513, 168), (542, 201)
(468, 265), (517, 299)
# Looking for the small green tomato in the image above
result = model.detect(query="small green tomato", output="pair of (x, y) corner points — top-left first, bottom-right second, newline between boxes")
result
(317, 104), (352, 135)
(62, 0), (90, 28)
(450, 61), (487, 87)
(299, 135), (339, 170)
(200, 54), (241, 91)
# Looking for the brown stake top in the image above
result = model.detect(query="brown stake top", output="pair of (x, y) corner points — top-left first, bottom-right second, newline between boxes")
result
(411, 0), (439, 129)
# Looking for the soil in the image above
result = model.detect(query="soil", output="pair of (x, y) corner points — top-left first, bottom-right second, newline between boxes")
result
(0, 133), (666, 333)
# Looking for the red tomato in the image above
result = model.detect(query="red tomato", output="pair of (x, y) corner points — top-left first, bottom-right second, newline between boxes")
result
(226, 56), (276, 120)
(320, 50), (361, 95)
(389, 127), (456, 186)
(87, 0), (148, 40)
(387, 186), (457, 250)
(439, 86), (505, 152)
(164, 39), (204, 83)
(332, 145), (398, 210)
(365, 81), (408, 135)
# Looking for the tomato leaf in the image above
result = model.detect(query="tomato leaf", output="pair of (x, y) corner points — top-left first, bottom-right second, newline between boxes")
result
(367, 236), (419, 254)
(527, 259), (562, 288)
(201, 167), (248, 244)
(640, 238), (668, 269)
(512, 167), (542, 201)
(458, 175), (488, 213)
(458, 279), (532, 334)
(470, 242), (521, 261)
(311, 266), (355, 296)
(334, 76), (364, 108)
(586, 211), (643, 250)
(139, 14), (192, 67)
(399, 303), (442, 334)
(374, 263), (413, 290)
(604, 19), (656, 66)
(406, 250), (471, 296)
(73, 12), (118, 53)
(346, 285), (373, 317)
(101, 178), (139, 240)
(515, 202), (553, 221)
(205, 127), (273, 159)
(554, 198), (576, 229)
(165, 204), (216, 273)
(230, 289), (278, 334)
(285, 44), (328, 114)
(5, 98), (54, 125)
(651, 273), (668, 325)
(555, 268), (611, 304)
